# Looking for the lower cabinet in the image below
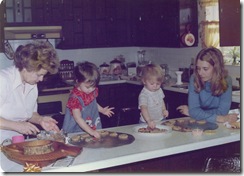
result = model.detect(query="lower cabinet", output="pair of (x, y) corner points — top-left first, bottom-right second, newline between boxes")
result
(163, 90), (188, 119)
(97, 83), (143, 128)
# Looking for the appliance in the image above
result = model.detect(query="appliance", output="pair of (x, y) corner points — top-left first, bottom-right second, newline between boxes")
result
(4, 26), (62, 40)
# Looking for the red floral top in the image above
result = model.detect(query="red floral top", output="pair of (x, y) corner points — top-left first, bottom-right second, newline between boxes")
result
(67, 87), (98, 112)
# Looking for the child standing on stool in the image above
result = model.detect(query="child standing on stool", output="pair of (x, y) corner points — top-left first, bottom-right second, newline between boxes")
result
(138, 64), (169, 129)
(62, 61), (114, 138)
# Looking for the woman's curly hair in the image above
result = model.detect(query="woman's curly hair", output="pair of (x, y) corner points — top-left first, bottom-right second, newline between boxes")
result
(14, 41), (60, 74)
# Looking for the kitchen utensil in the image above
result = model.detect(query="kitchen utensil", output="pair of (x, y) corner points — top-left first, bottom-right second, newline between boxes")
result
(181, 24), (195, 47)
(4, 40), (15, 60)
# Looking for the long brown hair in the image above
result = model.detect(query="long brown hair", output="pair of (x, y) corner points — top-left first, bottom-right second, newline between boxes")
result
(193, 47), (228, 96)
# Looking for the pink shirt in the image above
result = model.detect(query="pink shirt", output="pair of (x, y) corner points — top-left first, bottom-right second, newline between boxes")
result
(0, 66), (38, 142)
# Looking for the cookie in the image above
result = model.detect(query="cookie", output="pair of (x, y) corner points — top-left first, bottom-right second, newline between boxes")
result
(172, 125), (182, 131)
(71, 135), (81, 142)
(189, 119), (196, 123)
(109, 132), (118, 137)
(196, 120), (206, 124)
(118, 134), (128, 140)
(99, 130), (109, 137)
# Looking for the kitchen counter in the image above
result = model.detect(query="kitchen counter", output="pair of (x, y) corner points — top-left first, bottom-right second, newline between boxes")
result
(40, 118), (239, 172)
(98, 79), (240, 103)
(2, 117), (240, 172)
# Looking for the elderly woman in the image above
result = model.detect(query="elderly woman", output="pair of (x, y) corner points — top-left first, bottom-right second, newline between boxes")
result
(0, 41), (61, 141)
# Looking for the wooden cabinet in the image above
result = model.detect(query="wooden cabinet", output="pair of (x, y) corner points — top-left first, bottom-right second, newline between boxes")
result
(4, 0), (32, 26)
(163, 89), (188, 119)
(31, 0), (63, 25)
(0, 2), (4, 52)
(57, 0), (131, 49)
(219, 0), (240, 46)
(131, 0), (198, 47)
(97, 83), (142, 128)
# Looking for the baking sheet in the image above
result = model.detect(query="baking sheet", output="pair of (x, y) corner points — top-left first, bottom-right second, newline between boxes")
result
(68, 131), (135, 148)
(162, 118), (218, 132)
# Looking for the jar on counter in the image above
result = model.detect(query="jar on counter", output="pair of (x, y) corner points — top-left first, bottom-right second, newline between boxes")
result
(99, 62), (110, 75)
(109, 59), (122, 75)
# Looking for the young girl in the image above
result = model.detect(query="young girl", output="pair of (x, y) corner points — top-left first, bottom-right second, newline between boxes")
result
(138, 64), (169, 129)
(62, 62), (114, 138)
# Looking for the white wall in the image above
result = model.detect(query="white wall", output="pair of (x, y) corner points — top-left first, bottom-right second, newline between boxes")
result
(0, 44), (240, 86)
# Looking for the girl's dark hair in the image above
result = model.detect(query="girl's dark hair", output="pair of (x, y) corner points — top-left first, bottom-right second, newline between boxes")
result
(74, 61), (100, 87)
(194, 47), (228, 96)
(14, 41), (60, 74)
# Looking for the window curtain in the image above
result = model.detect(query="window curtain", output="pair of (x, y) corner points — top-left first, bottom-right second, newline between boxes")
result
(199, 0), (219, 48)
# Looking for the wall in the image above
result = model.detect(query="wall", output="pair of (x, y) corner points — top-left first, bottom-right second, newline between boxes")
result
(0, 1), (241, 86)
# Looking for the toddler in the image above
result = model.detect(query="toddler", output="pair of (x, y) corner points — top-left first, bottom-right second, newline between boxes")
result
(62, 61), (114, 138)
(138, 64), (169, 129)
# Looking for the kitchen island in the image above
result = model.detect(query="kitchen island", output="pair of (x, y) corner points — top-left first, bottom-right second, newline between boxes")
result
(40, 118), (239, 172)
(2, 117), (240, 172)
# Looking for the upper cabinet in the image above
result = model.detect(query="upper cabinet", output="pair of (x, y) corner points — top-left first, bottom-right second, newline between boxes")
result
(31, 0), (63, 25)
(219, 0), (240, 46)
(1, 0), (198, 50)
(0, 2), (4, 52)
(131, 0), (198, 47)
(4, 0), (32, 26)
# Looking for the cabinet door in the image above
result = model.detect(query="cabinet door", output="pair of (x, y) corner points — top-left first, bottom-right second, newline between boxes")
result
(164, 90), (188, 119)
(0, 2), (4, 52)
(5, 0), (32, 25)
(219, 0), (240, 46)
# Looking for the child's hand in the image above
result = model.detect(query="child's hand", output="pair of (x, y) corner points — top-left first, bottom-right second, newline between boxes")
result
(163, 110), (169, 118)
(91, 130), (101, 139)
(102, 106), (115, 117)
(147, 120), (156, 129)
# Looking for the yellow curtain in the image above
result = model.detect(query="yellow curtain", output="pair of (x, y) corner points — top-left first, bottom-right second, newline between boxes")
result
(199, 0), (219, 48)
(200, 21), (219, 48)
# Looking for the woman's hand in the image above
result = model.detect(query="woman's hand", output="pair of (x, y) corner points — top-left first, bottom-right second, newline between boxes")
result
(217, 114), (239, 123)
(101, 106), (115, 117)
(40, 116), (60, 132)
(176, 105), (189, 116)
(15, 121), (40, 135)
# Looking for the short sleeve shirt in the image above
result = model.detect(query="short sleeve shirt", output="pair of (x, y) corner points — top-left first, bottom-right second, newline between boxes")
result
(138, 87), (165, 122)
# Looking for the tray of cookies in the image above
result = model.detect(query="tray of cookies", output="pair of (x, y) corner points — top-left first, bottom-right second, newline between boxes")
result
(68, 130), (135, 148)
(162, 118), (218, 132)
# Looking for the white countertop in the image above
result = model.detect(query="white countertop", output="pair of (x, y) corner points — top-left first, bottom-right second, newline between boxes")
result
(41, 119), (240, 172)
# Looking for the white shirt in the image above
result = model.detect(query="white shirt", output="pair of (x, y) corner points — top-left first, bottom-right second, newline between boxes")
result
(138, 87), (165, 123)
(0, 66), (38, 142)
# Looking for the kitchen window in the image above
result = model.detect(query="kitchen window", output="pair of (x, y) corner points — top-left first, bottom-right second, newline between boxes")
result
(199, 0), (240, 66)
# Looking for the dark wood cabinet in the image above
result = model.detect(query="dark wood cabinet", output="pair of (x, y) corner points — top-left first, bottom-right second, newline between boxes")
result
(58, 0), (198, 49)
(219, 0), (240, 46)
(163, 89), (188, 119)
(31, 0), (63, 25)
(97, 83), (142, 128)
(0, 2), (4, 52)
(131, 0), (198, 47)
(1, 0), (198, 49)
(4, 0), (32, 26)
